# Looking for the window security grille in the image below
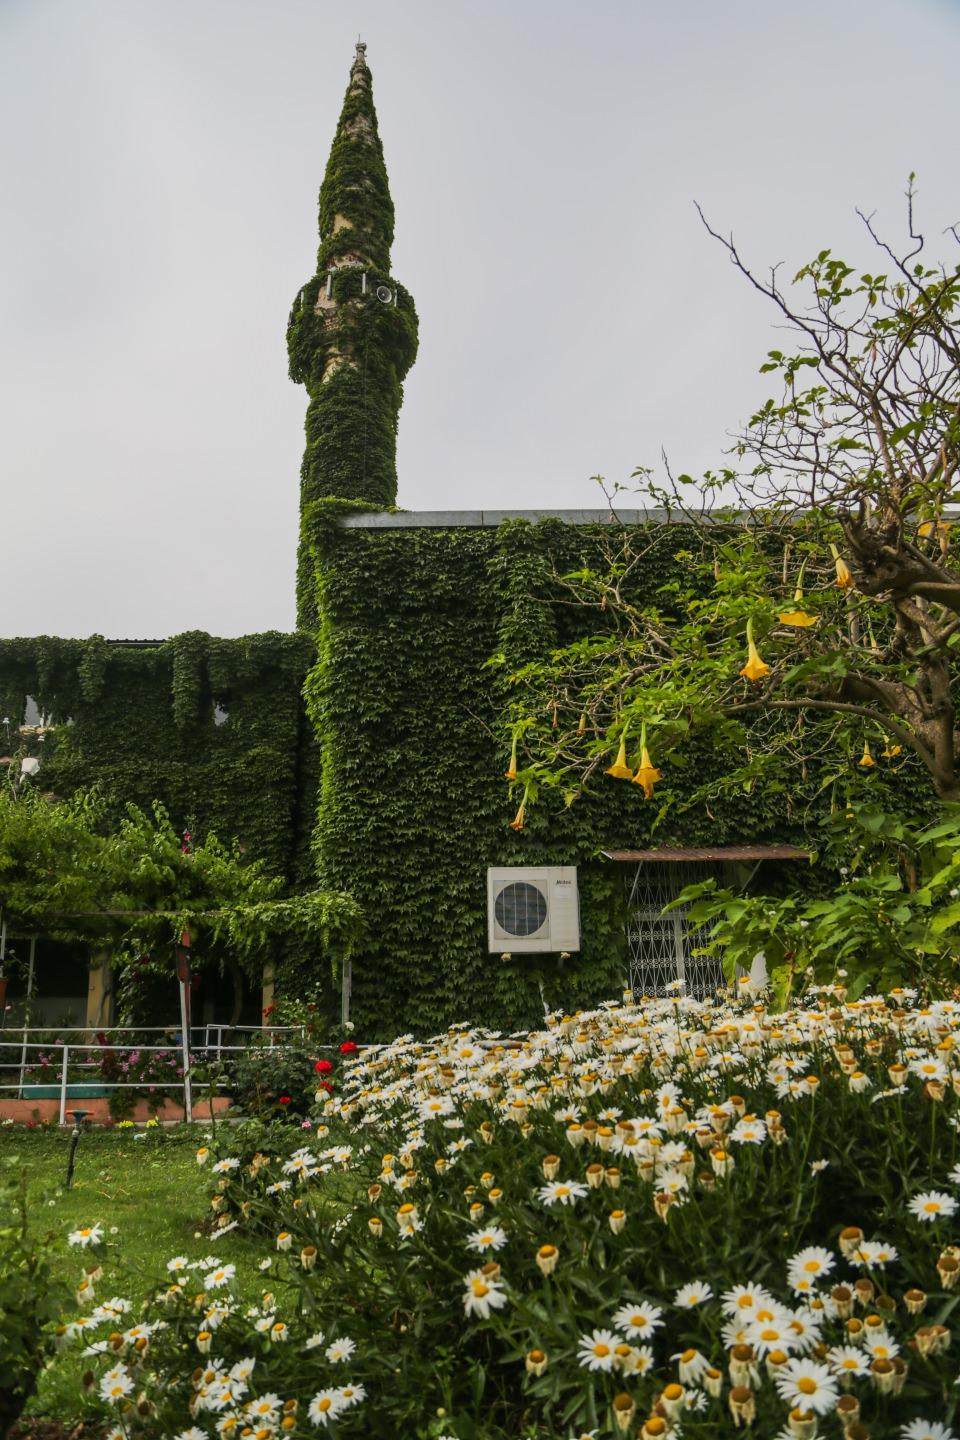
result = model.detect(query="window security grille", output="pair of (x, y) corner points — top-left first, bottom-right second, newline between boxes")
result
(624, 861), (726, 1000)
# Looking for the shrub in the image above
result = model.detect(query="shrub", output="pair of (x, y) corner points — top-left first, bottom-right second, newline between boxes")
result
(230, 999), (354, 1118)
(61, 986), (960, 1438)
(0, 1164), (69, 1432)
(230, 1039), (320, 1119)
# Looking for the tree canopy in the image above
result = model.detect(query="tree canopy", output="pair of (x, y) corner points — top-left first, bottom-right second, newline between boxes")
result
(500, 182), (960, 819)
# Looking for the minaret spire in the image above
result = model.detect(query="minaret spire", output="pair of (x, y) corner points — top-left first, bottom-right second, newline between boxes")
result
(288, 44), (419, 628)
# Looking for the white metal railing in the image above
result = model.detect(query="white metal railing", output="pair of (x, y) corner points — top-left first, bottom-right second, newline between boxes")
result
(0, 1030), (346, 1126)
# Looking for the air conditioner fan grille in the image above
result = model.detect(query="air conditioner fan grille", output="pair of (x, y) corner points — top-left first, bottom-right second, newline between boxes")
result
(494, 881), (548, 937)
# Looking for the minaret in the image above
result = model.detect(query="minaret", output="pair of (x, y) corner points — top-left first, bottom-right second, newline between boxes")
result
(288, 42), (419, 628)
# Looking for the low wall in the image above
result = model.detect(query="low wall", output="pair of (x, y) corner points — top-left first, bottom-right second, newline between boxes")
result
(0, 1096), (232, 1125)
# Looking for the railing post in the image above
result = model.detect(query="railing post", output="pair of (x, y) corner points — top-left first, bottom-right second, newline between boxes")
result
(16, 937), (35, 1097)
(59, 1044), (69, 1126)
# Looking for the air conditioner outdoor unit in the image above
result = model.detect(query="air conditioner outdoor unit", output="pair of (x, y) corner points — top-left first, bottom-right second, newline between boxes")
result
(487, 866), (580, 954)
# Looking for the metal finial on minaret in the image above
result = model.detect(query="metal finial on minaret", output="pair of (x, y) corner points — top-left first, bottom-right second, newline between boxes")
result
(354, 39), (367, 66)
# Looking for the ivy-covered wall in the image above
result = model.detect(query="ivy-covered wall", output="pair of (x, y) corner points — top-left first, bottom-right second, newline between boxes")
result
(0, 632), (316, 887)
(303, 515), (817, 1039)
(0, 516), (922, 1039)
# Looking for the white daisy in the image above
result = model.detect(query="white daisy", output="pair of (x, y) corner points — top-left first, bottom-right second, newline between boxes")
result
(721, 1284), (776, 1318)
(576, 1328), (620, 1372)
(901, 1423), (957, 1440)
(612, 1300), (664, 1338)
(203, 1264), (236, 1290)
(538, 1179), (589, 1207)
(462, 1269), (508, 1319)
(336, 1382), (367, 1408)
(786, 1246), (835, 1284)
(325, 1337), (356, 1364)
(827, 1345), (870, 1379)
(748, 1316), (799, 1356)
(633, 1344), (655, 1375)
(730, 1119), (767, 1144)
(863, 1336), (900, 1362)
(849, 1239), (899, 1266)
(674, 1280), (713, 1307)
(466, 1225), (508, 1253)
(246, 1394), (282, 1423)
(908, 1191), (958, 1222)
(99, 1366), (134, 1403)
(773, 1358), (839, 1415)
(68, 1224), (104, 1248)
(308, 1390), (345, 1427)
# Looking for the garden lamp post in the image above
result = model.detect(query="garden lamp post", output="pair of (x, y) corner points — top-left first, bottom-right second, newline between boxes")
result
(65, 1108), (90, 1188)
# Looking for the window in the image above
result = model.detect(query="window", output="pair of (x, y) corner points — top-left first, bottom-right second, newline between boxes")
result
(623, 862), (726, 999)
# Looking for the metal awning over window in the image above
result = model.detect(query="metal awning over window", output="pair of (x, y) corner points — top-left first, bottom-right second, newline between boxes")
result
(602, 846), (810, 863)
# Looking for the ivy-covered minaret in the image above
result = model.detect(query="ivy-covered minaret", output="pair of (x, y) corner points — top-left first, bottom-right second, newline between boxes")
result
(288, 42), (419, 628)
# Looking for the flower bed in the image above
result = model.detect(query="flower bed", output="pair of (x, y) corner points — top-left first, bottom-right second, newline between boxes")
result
(59, 986), (960, 1438)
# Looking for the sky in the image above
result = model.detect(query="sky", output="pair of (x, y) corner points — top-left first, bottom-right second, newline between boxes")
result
(1, 0), (957, 638)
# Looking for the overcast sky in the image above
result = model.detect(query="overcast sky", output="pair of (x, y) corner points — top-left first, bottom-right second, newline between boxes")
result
(1, 0), (957, 638)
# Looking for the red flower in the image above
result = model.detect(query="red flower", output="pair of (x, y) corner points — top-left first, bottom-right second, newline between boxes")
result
(278, 1095), (291, 1106)
(339, 1040), (358, 1055)
(314, 1059), (334, 1074)
(318, 1080), (333, 1093)
(262, 1003), (276, 1017)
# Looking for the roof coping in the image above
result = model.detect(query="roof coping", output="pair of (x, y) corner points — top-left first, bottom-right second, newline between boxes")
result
(337, 508), (697, 529)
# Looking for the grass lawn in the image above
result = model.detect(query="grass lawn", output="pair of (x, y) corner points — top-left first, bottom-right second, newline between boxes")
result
(0, 1124), (264, 1420)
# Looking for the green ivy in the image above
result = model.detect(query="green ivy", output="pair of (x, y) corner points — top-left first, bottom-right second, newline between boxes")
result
(303, 517), (878, 1040)
(287, 48), (419, 628)
(0, 632), (315, 881)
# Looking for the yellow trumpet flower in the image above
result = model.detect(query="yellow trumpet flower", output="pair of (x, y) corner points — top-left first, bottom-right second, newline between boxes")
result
(777, 609), (818, 627)
(632, 746), (662, 800)
(829, 545), (855, 590)
(835, 557), (854, 589)
(509, 797), (526, 831)
(919, 519), (953, 539)
(778, 561), (817, 626)
(739, 622), (770, 684)
(605, 734), (634, 781)
(881, 742), (903, 759)
(577, 711), (587, 737)
(859, 741), (875, 768)
(504, 735), (518, 782)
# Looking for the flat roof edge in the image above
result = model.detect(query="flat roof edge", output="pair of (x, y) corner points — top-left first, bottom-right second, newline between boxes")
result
(337, 508), (708, 529)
